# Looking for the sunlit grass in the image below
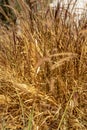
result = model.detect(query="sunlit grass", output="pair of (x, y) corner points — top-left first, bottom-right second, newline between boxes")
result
(0, 0), (87, 130)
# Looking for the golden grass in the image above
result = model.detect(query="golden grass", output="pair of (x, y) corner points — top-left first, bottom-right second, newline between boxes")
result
(0, 0), (87, 130)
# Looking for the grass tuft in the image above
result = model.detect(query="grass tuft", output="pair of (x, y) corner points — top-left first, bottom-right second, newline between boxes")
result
(0, 0), (87, 130)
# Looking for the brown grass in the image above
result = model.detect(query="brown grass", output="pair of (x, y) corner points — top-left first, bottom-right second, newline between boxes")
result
(0, 0), (87, 130)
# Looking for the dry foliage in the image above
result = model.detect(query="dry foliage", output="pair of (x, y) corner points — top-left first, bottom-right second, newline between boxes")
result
(0, 0), (87, 130)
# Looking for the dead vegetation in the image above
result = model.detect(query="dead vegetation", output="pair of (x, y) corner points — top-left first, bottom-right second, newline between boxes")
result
(0, 0), (87, 130)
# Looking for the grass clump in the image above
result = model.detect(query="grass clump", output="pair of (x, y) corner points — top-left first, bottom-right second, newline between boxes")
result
(0, 0), (87, 130)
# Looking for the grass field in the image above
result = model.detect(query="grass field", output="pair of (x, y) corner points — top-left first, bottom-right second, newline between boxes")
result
(0, 1), (87, 130)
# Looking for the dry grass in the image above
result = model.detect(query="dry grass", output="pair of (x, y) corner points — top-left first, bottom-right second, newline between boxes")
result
(0, 0), (87, 130)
